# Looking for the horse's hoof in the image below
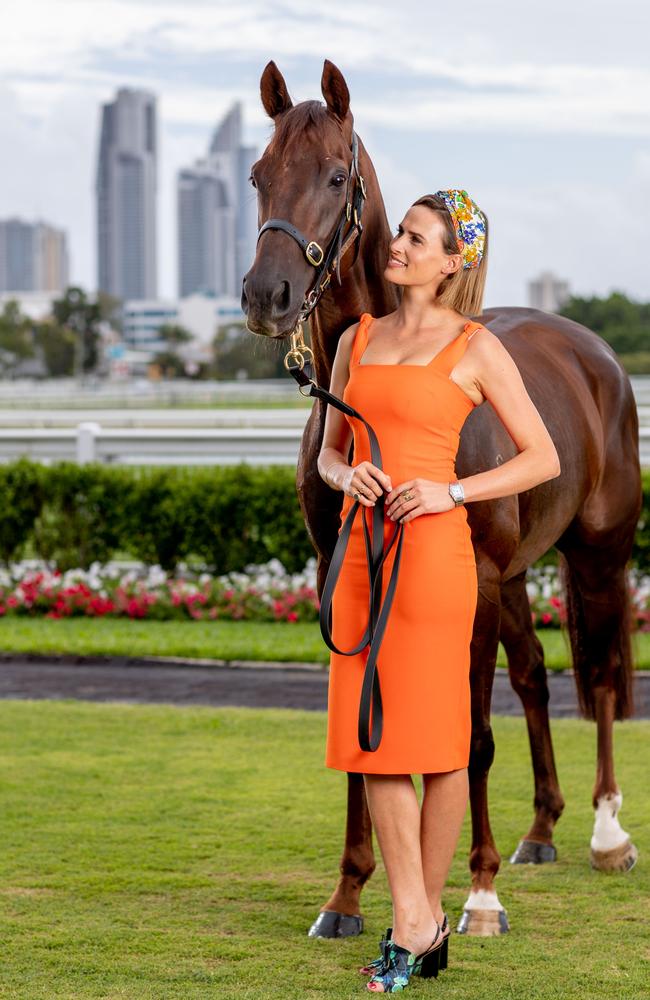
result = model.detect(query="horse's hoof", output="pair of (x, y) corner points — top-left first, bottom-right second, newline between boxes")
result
(457, 907), (509, 936)
(590, 839), (638, 873)
(509, 839), (557, 864)
(308, 910), (364, 938)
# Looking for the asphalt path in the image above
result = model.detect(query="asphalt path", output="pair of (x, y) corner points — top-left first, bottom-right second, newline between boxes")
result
(0, 654), (648, 718)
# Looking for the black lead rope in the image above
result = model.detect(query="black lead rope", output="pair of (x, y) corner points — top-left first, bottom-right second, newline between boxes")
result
(287, 356), (405, 753)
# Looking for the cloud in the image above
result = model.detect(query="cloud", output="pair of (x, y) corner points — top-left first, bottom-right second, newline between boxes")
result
(2, 0), (649, 302)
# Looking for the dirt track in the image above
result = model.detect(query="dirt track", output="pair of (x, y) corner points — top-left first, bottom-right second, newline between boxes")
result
(0, 654), (648, 718)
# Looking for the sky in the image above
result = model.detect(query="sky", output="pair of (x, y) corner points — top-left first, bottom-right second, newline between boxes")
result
(2, 0), (649, 309)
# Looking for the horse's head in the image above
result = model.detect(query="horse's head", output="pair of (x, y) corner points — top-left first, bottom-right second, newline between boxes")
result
(242, 59), (365, 339)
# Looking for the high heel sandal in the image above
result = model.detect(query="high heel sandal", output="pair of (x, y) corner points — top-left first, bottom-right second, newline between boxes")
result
(415, 912), (449, 975)
(360, 914), (449, 978)
(359, 927), (392, 976)
(366, 922), (447, 993)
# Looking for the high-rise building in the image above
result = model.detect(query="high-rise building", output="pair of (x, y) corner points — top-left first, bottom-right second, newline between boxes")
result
(177, 102), (257, 299)
(528, 271), (571, 313)
(96, 87), (157, 301)
(0, 219), (69, 293)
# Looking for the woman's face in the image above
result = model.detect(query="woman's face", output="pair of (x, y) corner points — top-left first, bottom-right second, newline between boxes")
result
(384, 204), (462, 288)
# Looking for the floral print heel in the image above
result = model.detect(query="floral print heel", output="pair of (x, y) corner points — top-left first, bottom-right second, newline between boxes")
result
(361, 913), (449, 979)
(359, 927), (392, 975)
(366, 924), (445, 993)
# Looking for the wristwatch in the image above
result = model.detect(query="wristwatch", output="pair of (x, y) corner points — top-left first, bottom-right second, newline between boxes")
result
(448, 481), (465, 506)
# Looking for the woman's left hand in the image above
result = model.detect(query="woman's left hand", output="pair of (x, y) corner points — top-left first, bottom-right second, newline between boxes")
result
(384, 478), (456, 522)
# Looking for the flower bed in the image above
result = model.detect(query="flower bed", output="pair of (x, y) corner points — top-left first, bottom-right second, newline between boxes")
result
(0, 558), (319, 623)
(0, 559), (648, 630)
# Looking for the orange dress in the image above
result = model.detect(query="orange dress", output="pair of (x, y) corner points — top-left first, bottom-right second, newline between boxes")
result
(325, 312), (480, 775)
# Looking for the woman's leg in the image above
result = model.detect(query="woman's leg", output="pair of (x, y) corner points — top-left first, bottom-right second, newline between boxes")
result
(420, 767), (469, 923)
(362, 773), (439, 957)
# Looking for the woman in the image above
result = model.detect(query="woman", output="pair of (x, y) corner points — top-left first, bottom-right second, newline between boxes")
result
(317, 190), (561, 994)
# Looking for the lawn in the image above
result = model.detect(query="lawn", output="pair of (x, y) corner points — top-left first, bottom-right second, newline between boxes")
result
(0, 701), (647, 999)
(1, 617), (649, 670)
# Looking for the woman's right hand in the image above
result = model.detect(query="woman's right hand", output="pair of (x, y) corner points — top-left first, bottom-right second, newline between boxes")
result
(341, 462), (392, 506)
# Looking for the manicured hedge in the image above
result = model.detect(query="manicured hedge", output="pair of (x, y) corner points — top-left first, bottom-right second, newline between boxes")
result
(0, 459), (313, 573)
(0, 458), (648, 574)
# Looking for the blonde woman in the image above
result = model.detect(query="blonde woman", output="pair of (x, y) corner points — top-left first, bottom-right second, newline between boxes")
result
(318, 190), (560, 993)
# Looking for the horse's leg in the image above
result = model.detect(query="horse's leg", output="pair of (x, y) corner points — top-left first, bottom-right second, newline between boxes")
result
(557, 543), (638, 873)
(458, 576), (510, 936)
(308, 773), (377, 937)
(558, 522), (638, 871)
(500, 570), (565, 864)
(589, 685), (638, 871)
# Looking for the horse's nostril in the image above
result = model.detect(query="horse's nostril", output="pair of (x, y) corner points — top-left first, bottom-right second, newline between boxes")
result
(271, 280), (291, 317)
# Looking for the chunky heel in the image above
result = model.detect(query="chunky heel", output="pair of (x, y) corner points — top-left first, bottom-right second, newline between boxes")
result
(439, 935), (449, 971)
(419, 945), (441, 979)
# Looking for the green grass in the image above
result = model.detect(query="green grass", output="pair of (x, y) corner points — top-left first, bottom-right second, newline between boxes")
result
(0, 702), (647, 999)
(1, 617), (649, 669)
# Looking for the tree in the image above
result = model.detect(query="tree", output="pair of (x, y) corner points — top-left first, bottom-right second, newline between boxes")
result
(52, 286), (106, 374)
(151, 350), (187, 378)
(0, 300), (35, 375)
(32, 321), (76, 376)
(211, 321), (293, 379)
(158, 323), (193, 348)
(559, 291), (650, 356)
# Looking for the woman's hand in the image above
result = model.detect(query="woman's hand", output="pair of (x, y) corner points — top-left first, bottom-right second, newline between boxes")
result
(384, 478), (456, 522)
(341, 461), (393, 507)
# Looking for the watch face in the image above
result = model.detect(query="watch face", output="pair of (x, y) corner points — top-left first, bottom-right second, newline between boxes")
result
(449, 483), (463, 503)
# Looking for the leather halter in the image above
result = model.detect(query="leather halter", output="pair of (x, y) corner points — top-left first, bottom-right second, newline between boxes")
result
(255, 130), (367, 325)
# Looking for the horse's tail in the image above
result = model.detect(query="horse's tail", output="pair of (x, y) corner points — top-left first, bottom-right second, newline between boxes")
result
(558, 553), (635, 721)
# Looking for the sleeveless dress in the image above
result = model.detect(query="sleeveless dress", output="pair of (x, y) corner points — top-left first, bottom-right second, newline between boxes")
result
(325, 312), (481, 774)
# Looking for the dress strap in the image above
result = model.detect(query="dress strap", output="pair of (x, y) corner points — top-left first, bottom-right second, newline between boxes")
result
(350, 313), (371, 367)
(434, 320), (483, 376)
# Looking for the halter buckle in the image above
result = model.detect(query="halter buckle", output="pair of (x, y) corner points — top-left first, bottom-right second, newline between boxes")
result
(305, 241), (324, 267)
(359, 176), (367, 199)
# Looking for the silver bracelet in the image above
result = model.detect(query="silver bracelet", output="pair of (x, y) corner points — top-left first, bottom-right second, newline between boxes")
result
(323, 461), (341, 487)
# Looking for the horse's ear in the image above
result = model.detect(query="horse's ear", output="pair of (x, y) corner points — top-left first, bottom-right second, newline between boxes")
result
(260, 61), (294, 119)
(321, 59), (351, 123)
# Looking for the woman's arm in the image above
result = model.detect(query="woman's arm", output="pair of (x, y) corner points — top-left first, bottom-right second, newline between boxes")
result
(458, 327), (561, 503)
(317, 321), (392, 504)
(317, 322), (357, 490)
(384, 326), (561, 522)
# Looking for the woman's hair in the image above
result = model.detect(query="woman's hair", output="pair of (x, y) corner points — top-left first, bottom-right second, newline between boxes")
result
(411, 194), (489, 318)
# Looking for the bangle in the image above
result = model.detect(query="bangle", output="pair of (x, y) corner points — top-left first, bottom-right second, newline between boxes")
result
(323, 461), (340, 486)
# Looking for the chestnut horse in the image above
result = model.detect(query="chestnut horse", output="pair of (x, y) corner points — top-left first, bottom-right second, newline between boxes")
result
(242, 59), (641, 937)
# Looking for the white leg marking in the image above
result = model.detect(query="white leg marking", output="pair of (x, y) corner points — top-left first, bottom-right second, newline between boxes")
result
(462, 888), (504, 912)
(590, 792), (630, 852)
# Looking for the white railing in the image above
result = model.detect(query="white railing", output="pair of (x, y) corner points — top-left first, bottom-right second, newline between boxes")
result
(0, 378), (647, 467)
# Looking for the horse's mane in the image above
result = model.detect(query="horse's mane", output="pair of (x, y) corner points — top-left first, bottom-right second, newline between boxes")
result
(270, 100), (341, 155)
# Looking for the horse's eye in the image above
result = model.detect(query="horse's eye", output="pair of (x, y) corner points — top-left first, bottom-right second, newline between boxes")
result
(330, 173), (347, 187)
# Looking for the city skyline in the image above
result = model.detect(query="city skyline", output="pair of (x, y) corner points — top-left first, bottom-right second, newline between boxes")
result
(0, 218), (69, 294)
(2, 1), (649, 309)
(96, 87), (158, 300)
(178, 101), (257, 299)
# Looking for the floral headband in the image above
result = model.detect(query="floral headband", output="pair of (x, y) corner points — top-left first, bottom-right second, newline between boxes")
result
(434, 189), (486, 270)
